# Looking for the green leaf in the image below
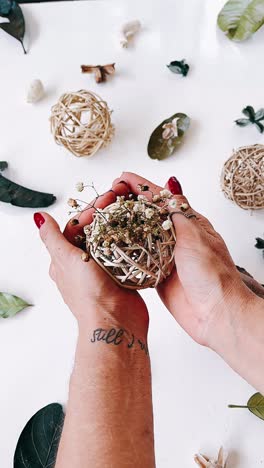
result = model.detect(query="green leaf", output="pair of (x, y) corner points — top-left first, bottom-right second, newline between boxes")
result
(0, 161), (8, 171)
(255, 121), (264, 132)
(235, 118), (251, 126)
(14, 403), (64, 468)
(229, 393), (264, 420)
(254, 108), (264, 121)
(255, 237), (264, 249)
(0, 292), (31, 318)
(167, 59), (190, 77)
(0, 0), (26, 53)
(242, 105), (256, 121)
(217, 0), (264, 42)
(147, 113), (191, 160)
(0, 173), (56, 208)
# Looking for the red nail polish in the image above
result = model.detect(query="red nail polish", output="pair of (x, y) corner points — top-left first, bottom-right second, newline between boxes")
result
(34, 212), (45, 229)
(168, 176), (183, 195)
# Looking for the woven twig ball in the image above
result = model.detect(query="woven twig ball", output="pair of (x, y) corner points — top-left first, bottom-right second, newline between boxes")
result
(50, 90), (114, 158)
(84, 197), (176, 290)
(221, 144), (264, 210)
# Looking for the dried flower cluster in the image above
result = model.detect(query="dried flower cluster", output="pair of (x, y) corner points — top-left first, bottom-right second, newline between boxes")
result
(194, 447), (227, 468)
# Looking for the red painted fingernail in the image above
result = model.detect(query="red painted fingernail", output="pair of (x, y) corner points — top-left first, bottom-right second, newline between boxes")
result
(168, 176), (183, 195)
(33, 212), (45, 229)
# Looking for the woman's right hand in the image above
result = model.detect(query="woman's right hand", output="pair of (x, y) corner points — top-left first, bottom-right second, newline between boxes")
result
(113, 172), (262, 349)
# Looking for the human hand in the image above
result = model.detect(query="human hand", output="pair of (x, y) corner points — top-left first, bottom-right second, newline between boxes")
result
(113, 172), (259, 348)
(34, 181), (149, 337)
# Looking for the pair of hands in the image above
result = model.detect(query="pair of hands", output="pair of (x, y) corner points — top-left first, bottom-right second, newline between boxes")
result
(36, 172), (258, 349)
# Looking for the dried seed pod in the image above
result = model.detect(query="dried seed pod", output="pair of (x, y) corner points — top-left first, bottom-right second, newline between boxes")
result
(27, 79), (45, 103)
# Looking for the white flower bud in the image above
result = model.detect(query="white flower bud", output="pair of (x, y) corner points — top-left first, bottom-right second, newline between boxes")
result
(162, 219), (173, 231)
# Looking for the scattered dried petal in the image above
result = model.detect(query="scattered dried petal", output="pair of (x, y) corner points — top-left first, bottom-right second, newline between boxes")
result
(76, 182), (84, 192)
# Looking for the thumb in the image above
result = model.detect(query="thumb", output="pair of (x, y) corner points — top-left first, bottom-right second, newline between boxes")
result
(34, 212), (78, 260)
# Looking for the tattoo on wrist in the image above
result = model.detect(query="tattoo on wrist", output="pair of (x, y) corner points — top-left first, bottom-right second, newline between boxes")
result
(90, 328), (149, 355)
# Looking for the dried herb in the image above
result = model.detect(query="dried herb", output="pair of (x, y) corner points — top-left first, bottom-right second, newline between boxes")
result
(0, 0), (26, 53)
(14, 403), (64, 468)
(218, 0), (264, 42)
(81, 63), (115, 83)
(167, 59), (189, 77)
(0, 292), (31, 318)
(229, 392), (264, 420)
(0, 162), (56, 208)
(148, 113), (190, 160)
(235, 106), (264, 133)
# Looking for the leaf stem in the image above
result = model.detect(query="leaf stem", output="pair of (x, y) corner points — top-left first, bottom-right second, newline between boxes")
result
(20, 39), (27, 54)
(228, 404), (248, 409)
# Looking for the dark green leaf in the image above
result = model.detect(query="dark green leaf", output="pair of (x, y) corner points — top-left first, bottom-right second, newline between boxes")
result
(235, 118), (251, 126)
(255, 237), (264, 249)
(255, 121), (264, 133)
(218, 0), (264, 42)
(147, 113), (190, 160)
(0, 0), (26, 53)
(0, 173), (56, 208)
(242, 105), (256, 121)
(14, 403), (64, 468)
(0, 161), (8, 171)
(255, 108), (264, 121)
(0, 292), (31, 318)
(167, 59), (190, 77)
(229, 392), (264, 420)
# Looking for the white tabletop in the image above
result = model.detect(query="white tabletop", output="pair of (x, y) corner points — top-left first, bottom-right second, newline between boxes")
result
(0, 0), (264, 466)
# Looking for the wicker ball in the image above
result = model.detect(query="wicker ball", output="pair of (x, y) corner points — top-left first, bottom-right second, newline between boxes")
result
(221, 144), (264, 210)
(50, 90), (114, 158)
(84, 199), (176, 290)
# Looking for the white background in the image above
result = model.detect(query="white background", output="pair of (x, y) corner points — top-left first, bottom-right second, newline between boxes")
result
(0, 0), (264, 466)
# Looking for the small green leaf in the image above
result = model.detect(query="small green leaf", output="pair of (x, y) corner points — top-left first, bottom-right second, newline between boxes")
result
(0, 292), (31, 318)
(255, 108), (264, 121)
(0, 172), (56, 208)
(14, 403), (64, 468)
(235, 118), (251, 126)
(217, 0), (264, 42)
(147, 113), (190, 160)
(255, 237), (264, 249)
(0, 0), (26, 53)
(229, 392), (264, 421)
(167, 59), (190, 77)
(242, 105), (256, 121)
(0, 161), (8, 171)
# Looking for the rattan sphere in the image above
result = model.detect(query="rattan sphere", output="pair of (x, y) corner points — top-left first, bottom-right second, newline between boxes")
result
(50, 90), (114, 158)
(221, 144), (264, 210)
(84, 199), (176, 290)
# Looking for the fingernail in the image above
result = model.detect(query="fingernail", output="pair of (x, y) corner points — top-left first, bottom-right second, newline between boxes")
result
(168, 176), (183, 195)
(33, 212), (45, 229)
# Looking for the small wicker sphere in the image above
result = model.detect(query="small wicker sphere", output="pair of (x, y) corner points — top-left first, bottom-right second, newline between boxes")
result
(84, 199), (176, 290)
(50, 90), (114, 158)
(221, 144), (264, 210)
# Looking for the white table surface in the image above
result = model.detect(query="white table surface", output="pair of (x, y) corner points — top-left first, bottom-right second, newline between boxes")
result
(0, 0), (264, 466)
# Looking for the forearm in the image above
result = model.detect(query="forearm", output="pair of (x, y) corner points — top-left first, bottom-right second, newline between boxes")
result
(210, 289), (264, 393)
(55, 315), (155, 468)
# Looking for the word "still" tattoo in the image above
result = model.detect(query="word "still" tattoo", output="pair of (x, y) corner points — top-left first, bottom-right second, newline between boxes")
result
(90, 328), (149, 355)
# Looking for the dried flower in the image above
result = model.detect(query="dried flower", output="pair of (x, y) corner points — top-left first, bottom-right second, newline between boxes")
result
(81, 252), (90, 262)
(194, 447), (227, 468)
(120, 20), (141, 48)
(168, 199), (177, 209)
(145, 208), (155, 219)
(160, 189), (172, 198)
(70, 218), (79, 226)
(81, 63), (115, 84)
(153, 195), (161, 203)
(137, 194), (148, 202)
(137, 184), (149, 192)
(180, 202), (189, 211)
(162, 219), (173, 231)
(162, 117), (180, 140)
(76, 182), (84, 192)
(68, 198), (79, 208)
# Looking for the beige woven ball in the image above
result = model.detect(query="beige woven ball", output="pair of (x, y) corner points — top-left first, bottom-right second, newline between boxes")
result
(50, 90), (114, 158)
(221, 144), (264, 210)
(84, 198), (176, 290)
